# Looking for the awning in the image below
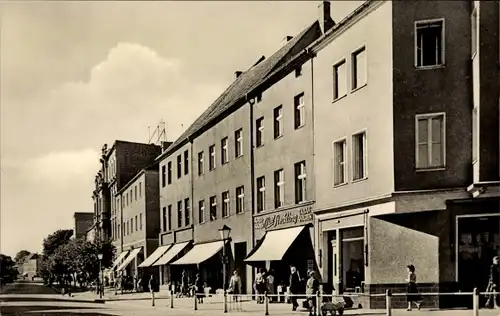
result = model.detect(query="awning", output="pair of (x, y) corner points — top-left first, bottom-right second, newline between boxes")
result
(138, 245), (172, 268)
(152, 241), (190, 266)
(245, 226), (306, 262)
(171, 241), (224, 265)
(111, 251), (130, 269)
(116, 248), (142, 272)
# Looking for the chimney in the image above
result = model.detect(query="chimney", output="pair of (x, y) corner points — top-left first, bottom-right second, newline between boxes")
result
(161, 141), (171, 152)
(235, 71), (243, 79)
(319, 1), (335, 34)
(286, 36), (293, 42)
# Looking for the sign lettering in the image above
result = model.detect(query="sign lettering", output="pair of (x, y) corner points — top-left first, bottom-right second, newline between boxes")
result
(254, 206), (313, 231)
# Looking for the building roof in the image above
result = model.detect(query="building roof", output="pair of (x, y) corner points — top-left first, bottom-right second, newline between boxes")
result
(157, 21), (321, 161)
(24, 253), (39, 262)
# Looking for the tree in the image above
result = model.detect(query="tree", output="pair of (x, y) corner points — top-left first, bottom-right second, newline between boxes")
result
(42, 229), (73, 257)
(0, 254), (19, 285)
(14, 250), (31, 263)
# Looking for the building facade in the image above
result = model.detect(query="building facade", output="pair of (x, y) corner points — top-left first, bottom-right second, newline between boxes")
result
(73, 212), (94, 240)
(310, 0), (499, 309)
(92, 140), (162, 243)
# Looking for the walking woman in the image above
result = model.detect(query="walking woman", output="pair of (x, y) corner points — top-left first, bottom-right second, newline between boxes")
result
(406, 264), (422, 311)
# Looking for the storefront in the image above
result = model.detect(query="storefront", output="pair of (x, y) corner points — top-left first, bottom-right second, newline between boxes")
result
(157, 227), (194, 288)
(246, 202), (316, 287)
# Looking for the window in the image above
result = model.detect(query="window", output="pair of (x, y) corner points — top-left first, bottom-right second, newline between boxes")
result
(162, 207), (167, 231)
(177, 155), (182, 179)
(167, 161), (172, 184)
(235, 129), (243, 158)
(294, 161), (307, 203)
(198, 151), (204, 175)
(221, 137), (229, 164)
(333, 139), (347, 186)
(222, 191), (230, 217)
(184, 150), (189, 175)
(236, 186), (244, 214)
(273, 106), (283, 139)
(209, 196), (217, 221)
(134, 186), (137, 201)
(274, 169), (285, 208)
(184, 198), (190, 226)
(256, 117), (264, 147)
(126, 220), (129, 235)
(333, 60), (347, 100)
(415, 19), (444, 67)
(295, 65), (302, 77)
(256, 93), (262, 103)
(352, 46), (367, 90)
(471, 9), (478, 57)
(177, 201), (183, 228)
(161, 165), (166, 187)
(117, 224), (120, 238)
(167, 205), (172, 231)
(209, 145), (216, 170)
(139, 182), (142, 198)
(352, 132), (367, 181)
(139, 213), (142, 230)
(257, 176), (266, 212)
(130, 217), (134, 233)
(135, 215), (138, 231)
(416, 113), (445, 169)
(198, 200), (205, 224)
(294, 93), (305, 129)
(126, 193), (129, 206)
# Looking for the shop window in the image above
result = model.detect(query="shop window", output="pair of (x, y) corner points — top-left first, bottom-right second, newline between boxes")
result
(341, 227), (365, 293)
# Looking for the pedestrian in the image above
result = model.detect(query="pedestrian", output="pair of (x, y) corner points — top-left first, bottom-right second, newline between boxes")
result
(289, 265), (302, 311)
(254, 268), (266, 304)
(149, 275), (156, 307)
(194, 273), (204, 304)
(406, 264), (422, 311)
(485, 256), (499, 309)
(229, 269), (242, 303)
(181, 270), (188, 298)
(305, 270), (319, 316)
(266, 270), (275, 303)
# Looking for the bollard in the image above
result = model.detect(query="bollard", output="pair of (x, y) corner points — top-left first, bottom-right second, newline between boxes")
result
(194, 291), (198, 310)
(315, 291), (320, 316)
(385, 289), (392, 316)
(224, 290), (228, 313)
(472, 287), (479, 316)
(264, 292), (269, 316)
(170, 289), (174, 309)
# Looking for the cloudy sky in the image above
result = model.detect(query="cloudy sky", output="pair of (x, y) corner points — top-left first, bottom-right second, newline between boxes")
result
(0, 1), (361, 257)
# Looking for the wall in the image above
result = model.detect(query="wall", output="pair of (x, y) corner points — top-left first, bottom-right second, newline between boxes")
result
(253, 58), (315, 216)
(313, 1), (395, 211)
(120, 173), (147, 249)
(392, 0), (473, 190)
(115, 142), (161, 191)
(158, 142), (193, 245)
(145, 170), (160, 240)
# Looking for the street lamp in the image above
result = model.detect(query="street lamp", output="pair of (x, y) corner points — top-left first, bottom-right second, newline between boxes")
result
(97, 253), (103, 299)
(219, 225), (231, 313)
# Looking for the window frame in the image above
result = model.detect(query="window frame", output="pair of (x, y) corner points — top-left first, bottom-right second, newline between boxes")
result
(256, 117), (264, 147)
(414, 18), (446, 69)
(177, 200), (183, 228)
(273, 106), (284, 139)
(198, 151), (204, 176)
(236, 186), (244, 214)
(167, 161), (172, 184)
(221, 137), (229, 165)
(274, 169), (285, 208)
(161, 165), (166, 187)
(415, 112), (447, 171)
(209, 196), (217, 221)
(184, 150), (189, 175)
(333, 59), (347, 101)
(167, 205), (172, 231)
(198, 200), (205, 224)
(294, 93), (305, 129)
(235, 129), (243, 158)
(184, 198), (190, 226)
(177, 155), (182, 179)
(351, 130), (368, 182)
(209, 145), (216, 170)
(351, 45), (367, 91)
(332, 137), (348, 187)
(222, 191), (230, 218)
(294, 161), (307, 204)
(256, 176), (266, 213)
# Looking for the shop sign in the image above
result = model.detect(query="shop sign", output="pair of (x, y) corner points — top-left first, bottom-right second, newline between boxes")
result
(254, 205), (314, 231)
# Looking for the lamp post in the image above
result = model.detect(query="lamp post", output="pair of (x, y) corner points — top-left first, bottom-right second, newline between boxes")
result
(219, 225), (231, 314)
(97, 253), (103, 299)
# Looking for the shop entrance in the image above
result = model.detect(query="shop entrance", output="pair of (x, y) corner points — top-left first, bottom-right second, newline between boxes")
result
(456, 214), (500, 292)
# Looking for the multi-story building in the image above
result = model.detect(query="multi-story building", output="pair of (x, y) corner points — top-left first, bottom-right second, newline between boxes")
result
(73, 212), (94, 240)
(20, 253), (40, 279)
(150, 21), (322, 292)
(92, 140), (162, 243)
(111, 164), (162, 289)
(310, 0), (499, 309)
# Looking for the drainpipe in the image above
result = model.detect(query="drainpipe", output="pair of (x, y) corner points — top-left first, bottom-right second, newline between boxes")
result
(120, 194), (124, 253)
(188, 137), (195, 241)
(246, 93), (256, 295)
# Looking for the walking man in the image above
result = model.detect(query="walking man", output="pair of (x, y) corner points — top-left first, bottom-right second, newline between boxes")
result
(149, 275), (157, 307)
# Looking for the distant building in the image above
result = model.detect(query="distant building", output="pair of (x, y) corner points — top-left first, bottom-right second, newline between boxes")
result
(20, 253), (40, 279)
(73, 212), (94, 240)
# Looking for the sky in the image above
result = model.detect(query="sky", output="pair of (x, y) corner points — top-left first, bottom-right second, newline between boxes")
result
(0, 1), (362, 258)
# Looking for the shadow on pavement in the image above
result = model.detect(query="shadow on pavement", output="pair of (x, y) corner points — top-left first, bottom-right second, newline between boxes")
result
(0, 296), (105, 304)
(0, 305), (116, 316)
